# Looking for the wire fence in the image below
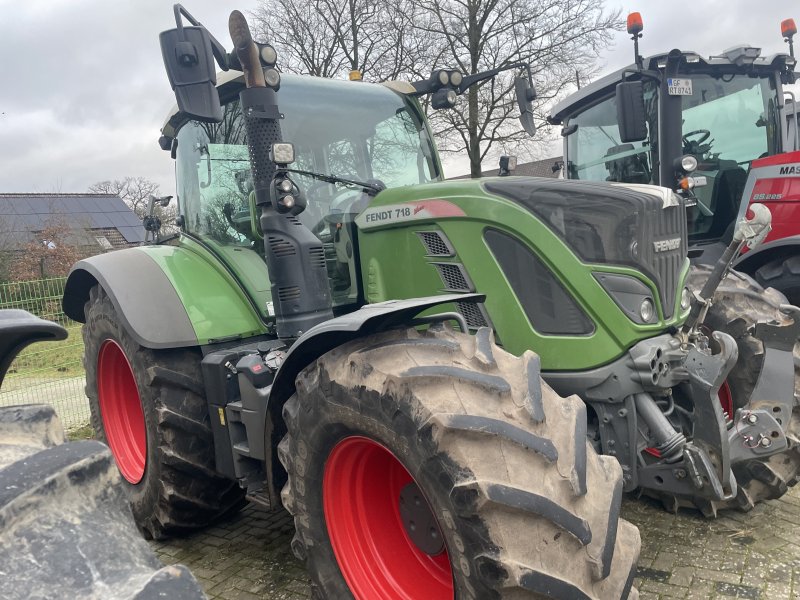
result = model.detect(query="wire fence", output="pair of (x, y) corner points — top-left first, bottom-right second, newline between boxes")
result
(0, 277), (90, 430)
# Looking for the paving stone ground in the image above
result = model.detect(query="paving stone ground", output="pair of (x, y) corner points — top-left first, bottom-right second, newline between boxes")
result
(152, 484), (800, 599)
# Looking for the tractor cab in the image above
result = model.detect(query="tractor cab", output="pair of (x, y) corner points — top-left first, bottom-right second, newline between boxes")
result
(160, 72), (443, 311)
(548, 41), (796, 248)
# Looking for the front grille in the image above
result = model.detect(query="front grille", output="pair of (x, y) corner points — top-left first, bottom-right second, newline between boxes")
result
(433, 263), (473, 292)
(417, 231), (455, 257)
(638, 204), (686, 318)
(456, 301), (490, 329)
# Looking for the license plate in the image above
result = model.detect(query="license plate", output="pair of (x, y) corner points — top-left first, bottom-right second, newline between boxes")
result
(667, 78), (693, 96)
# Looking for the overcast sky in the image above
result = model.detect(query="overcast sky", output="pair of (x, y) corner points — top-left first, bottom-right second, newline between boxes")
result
(0, 0), (796, 195)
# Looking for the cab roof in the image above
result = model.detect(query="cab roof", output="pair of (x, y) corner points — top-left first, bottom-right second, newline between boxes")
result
(159, 70), (416, 142)
(547, 46), (795, 125)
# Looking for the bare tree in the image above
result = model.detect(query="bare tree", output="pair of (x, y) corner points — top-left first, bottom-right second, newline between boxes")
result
(251, 0), (620, 177)
(88, 176), (177, 232)
(410, 0), (621, 176)
(88, 177), (162, 219)
(249, 0), (428, 81)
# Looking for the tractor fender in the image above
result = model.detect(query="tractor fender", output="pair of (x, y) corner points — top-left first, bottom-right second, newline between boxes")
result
(62, 247), (266, 350)
(733, 234), (800, 275)
(263, 293), (484, 500)
(270, 293), (484, 404)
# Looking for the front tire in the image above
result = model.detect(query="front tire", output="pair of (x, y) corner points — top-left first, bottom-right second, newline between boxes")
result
(687, 266), (800, 514)
(83, 285), (245, 539)
(754, 255), (800, 306)
(280, 326), (640, 599)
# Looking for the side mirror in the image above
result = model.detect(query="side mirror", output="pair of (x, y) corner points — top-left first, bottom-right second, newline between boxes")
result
(499, 155), (517, 176)
(160, 26), (222, 122)
(515, 77), (537, 136)
(615, 80), (647, 142)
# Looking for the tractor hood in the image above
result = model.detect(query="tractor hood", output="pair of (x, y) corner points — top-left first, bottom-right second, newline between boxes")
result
(482, 177), (688, 318)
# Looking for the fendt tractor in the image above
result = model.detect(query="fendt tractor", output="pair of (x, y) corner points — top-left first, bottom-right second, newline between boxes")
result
(548, 13), (800, 303)
(58, 6), (798, 600)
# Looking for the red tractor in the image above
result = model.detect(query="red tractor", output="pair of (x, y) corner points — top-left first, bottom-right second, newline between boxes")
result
(548, 13), (800, 304)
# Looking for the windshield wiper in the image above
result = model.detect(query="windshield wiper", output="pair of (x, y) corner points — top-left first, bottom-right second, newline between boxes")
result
(284, 168), (385, 196)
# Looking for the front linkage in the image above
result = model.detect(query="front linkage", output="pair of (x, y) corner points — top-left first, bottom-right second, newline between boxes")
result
(550, 203), (798, 504)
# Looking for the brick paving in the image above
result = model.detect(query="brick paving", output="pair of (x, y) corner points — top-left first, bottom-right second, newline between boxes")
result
(152, 485), (800, 599)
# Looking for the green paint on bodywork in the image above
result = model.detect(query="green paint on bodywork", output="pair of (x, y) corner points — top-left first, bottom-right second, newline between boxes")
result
(141, 238), (268, 344)
(357, 178), (690, 371)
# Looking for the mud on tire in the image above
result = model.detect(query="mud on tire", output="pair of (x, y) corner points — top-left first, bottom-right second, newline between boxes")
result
(0, 404), (204, 599)
(280, 325), (640, 599)
(83, 285), (245, 539)
(687, 265), (800, 514)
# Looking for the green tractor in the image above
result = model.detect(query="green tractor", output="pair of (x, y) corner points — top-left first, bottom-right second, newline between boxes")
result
(60, 6), (797, 599)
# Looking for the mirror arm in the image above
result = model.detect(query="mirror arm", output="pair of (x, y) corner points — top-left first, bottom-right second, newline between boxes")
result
(172, 3), (229, 71)
(408, 61), (532, 97)
(620, 67), (661, 85)
(457, 62), (531, 94)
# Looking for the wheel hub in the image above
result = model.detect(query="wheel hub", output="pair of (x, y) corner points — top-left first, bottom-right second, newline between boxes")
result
(399, 481), (445, 555)
(323, 436), (453, 599)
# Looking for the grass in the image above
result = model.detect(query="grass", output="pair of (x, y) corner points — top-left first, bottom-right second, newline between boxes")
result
(5, 324), (85, 379)
(67, 423), (95, 441)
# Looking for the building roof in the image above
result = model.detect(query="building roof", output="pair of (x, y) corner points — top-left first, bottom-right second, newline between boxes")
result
(0, 193), (144, 247)
(452, 156), (563, 179)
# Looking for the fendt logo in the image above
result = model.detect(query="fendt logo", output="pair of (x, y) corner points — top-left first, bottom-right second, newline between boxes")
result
(653, 238), (681, 253)
(779, 165), (800, 174)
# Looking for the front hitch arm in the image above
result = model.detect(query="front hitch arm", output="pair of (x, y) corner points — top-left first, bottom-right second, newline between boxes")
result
(637, 331), (740, 502)
(683, 203), (772, 335)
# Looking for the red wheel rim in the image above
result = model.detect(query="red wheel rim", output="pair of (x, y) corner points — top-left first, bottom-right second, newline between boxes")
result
(97, 340), (146, 484)
(718, 380), (733, 419)
(323, 436), (454, 600)
(644, 379), (735, 459)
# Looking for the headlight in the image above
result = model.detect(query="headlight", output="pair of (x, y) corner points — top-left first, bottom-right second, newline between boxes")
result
(446, 90), (457, 105)
(680, 155), (698, 172)
(639, 298), (655, 322)
(260, 45), (277, 65)
(271, 143), (295, 165)
(438, 70), (450, 85)
(265, 68), (281, 89)
(680, 287), (692, 310)
(278, 178), (293, 193)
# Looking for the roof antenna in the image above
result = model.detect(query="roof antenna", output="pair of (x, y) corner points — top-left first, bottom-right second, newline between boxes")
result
(782, 18), (797, 59)
(627, 12), (644, 70)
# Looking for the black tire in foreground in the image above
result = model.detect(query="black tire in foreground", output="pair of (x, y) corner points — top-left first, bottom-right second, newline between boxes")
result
(0, 404), (205, 599)
(683, 265), (800, 515)
(280, 326), (640, 599)
(83, 285), (245, 540)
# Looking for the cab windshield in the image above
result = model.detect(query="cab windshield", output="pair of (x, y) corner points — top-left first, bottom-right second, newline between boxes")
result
(174, 74), (440, 310)
(175, 74), (440, 244)
(679, 73), (780, 240)
(564, 71), (781, 241)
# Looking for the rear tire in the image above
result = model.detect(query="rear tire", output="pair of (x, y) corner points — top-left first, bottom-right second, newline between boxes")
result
(280, 326), (640, 599)
(83, 284), (245, 539)
(684, 266), (800, 514)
